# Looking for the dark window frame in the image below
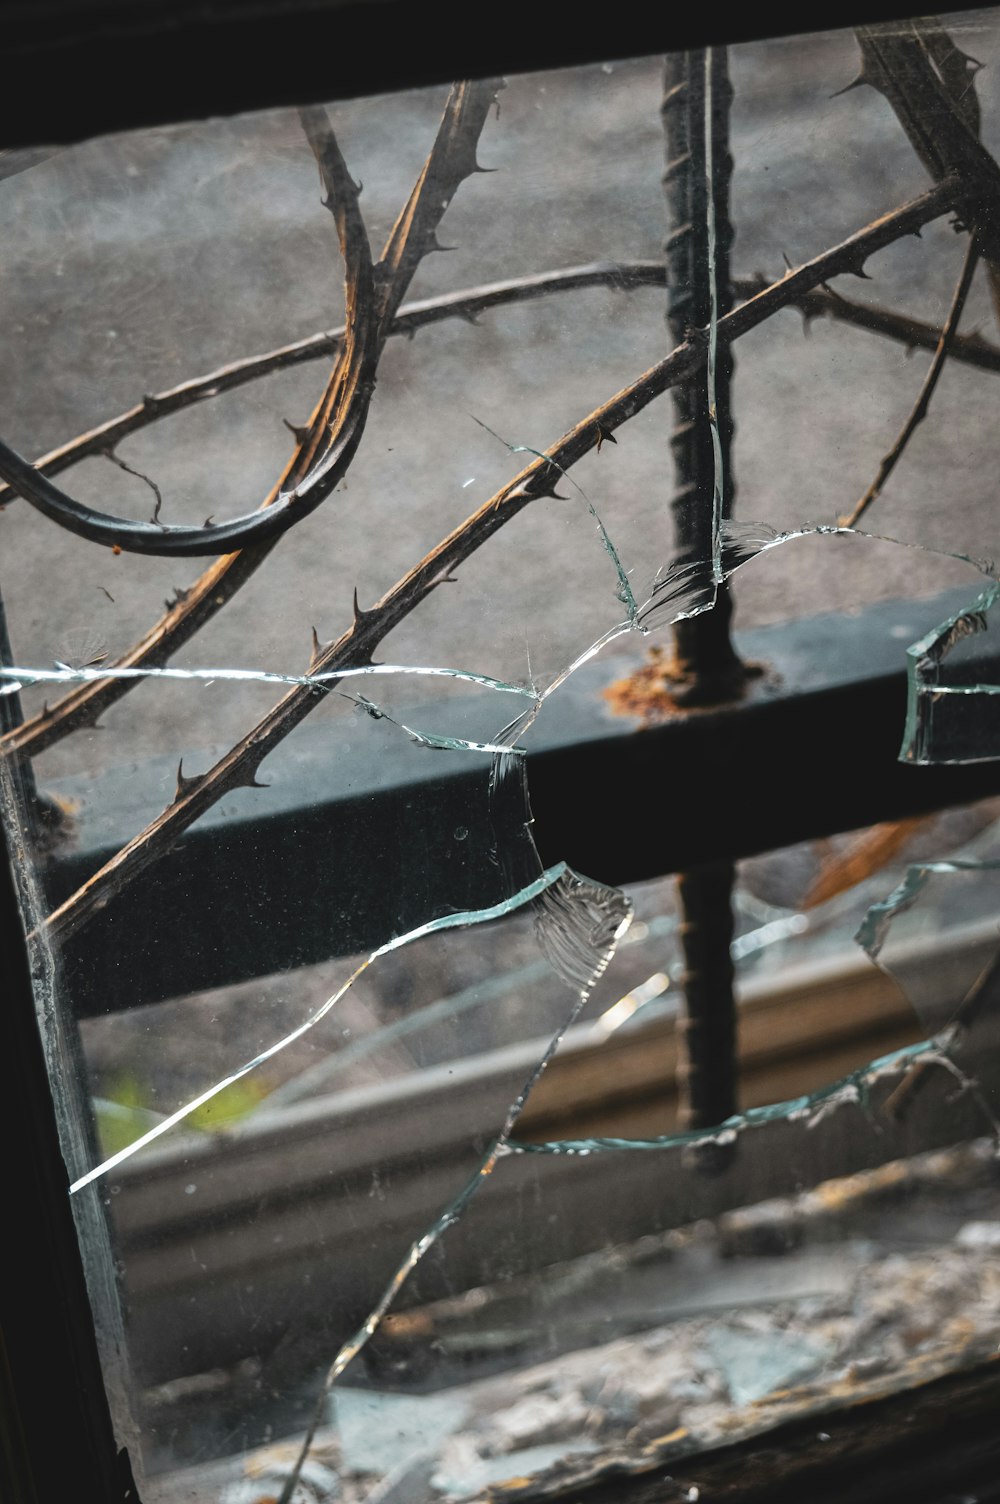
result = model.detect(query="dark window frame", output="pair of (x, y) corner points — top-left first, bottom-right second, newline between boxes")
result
(5, 4), (1000, 1500)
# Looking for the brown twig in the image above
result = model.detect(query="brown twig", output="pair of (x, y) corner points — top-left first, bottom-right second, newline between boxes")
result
(373, 78), (502, 336)
(0, 106), (379, 559)
(13, 258), (1000, 530)
(773, 278), (1000, 372)
(0, 84), (504, 556)
(39, 178), (964, 945)
(13, 269), (1000, 762)
(855, 19), (1000, 330)
(0, 80), (500, 759)
(0, 263), (662, 515)
(840, 235), (980, 528)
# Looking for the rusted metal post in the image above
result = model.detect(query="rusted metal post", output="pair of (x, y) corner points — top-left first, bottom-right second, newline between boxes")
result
(676, 859), (738, 1130)
(663, 46), (745, 700)
(662, 48), (742, 1138)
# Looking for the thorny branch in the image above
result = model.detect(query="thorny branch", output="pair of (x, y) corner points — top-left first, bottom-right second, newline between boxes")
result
(0, 84), (501, 553)
(0, 80), (500, 759)
(1, 105), (379, 766)
(833, 18), (1000, 530)
(7, 263), (1000, 531)
(3, 197), (984, 764)
(372, 79), (498, 336)
(0, 109), (379, 558)
(840, 235), (980, 528)
(855, 18), (1000, 330)
(39, 176), (964, 945)
(0, 265), (663, 514)
(778, 277), (1000, 372)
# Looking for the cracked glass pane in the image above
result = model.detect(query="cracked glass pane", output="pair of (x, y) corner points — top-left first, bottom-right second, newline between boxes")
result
(6, 11), (1000, 1504)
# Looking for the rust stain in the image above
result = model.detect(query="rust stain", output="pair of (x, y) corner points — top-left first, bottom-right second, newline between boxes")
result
(602, 647), (701, 721)
(603, 647), (765, 721)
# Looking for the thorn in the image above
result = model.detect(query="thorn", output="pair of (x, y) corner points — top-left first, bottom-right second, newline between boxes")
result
(40, 701), (50, 719)
(458, 308), (481, 326)
(203, 515), (215, 528)
(595, 426), (618, 454)
(547, 489), (571, 501)
(174, 759), (200, 802)
(236, 771), (270, 791)
(830, 72), (872, 98)
(352, 586), (374, 625)
(473, 159), (498, 174)
(309, 626), (330, 669)
(781, 250), (795, 273)
(141, 393), (161, 414)
(849, 263), (872, 280)
(283, 417), (311, 445)
(427, 235), (456, 253)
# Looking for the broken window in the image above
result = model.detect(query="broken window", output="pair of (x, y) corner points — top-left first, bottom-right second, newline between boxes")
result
(5, 10), (1000, 1503)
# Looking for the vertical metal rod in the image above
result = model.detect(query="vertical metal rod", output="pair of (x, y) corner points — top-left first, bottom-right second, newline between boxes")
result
(662, 49), (741, 1137)
(676, 860), (737, 1129)
(663, 47), (745, 703)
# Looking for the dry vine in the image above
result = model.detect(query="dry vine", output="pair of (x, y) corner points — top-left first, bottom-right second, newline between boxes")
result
(37, 175), (965, 945)
(1, 21), (997, 958)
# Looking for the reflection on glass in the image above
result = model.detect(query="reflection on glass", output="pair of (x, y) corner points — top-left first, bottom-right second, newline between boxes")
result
(4, 13), (1000, 1503)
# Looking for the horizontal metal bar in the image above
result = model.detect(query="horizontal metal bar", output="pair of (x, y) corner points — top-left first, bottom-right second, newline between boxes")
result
(0, 1), (980, 151)
(40, 587), (1000, 1018)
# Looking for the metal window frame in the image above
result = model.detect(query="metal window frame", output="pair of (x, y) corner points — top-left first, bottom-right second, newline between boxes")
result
(5, 4), (1000, 1501)
(0, 0), (988, 149)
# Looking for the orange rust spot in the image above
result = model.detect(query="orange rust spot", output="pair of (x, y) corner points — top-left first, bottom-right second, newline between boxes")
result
(604, 646), (766, 719)
(112, 544), (122, 555)
(602, 647), (696, 722)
